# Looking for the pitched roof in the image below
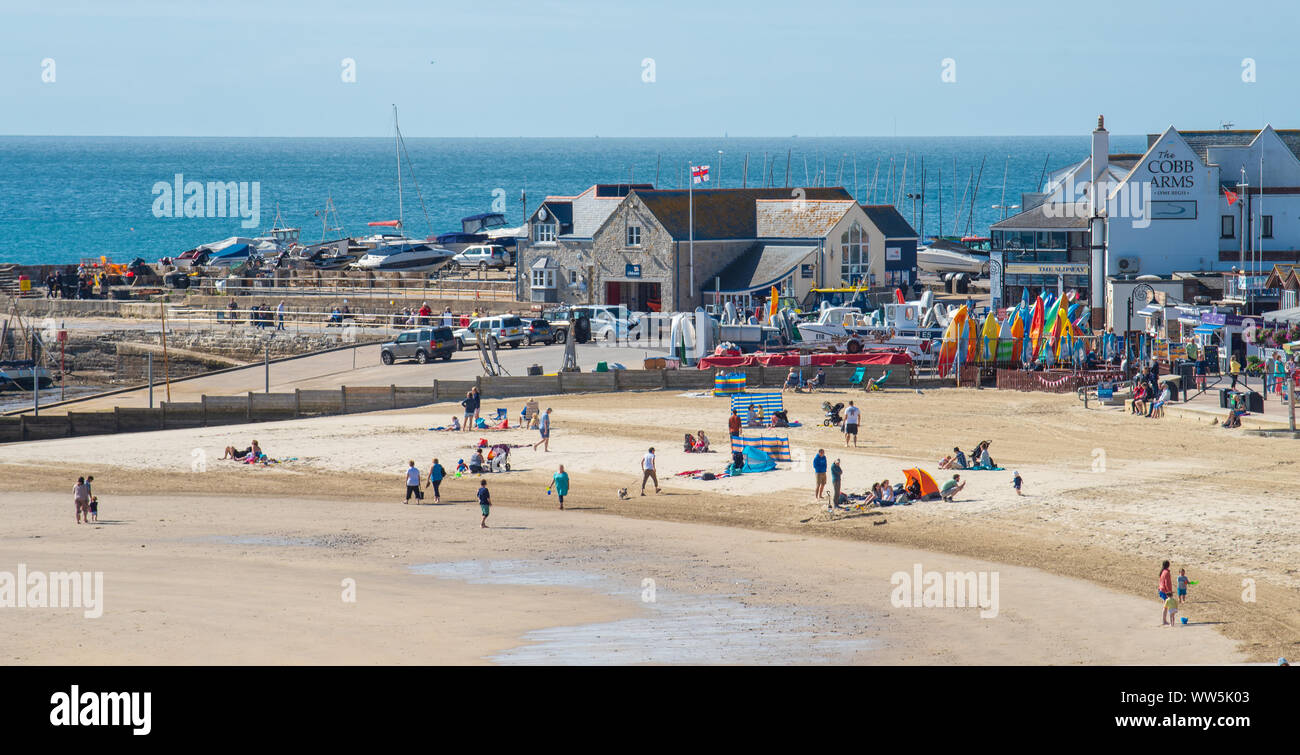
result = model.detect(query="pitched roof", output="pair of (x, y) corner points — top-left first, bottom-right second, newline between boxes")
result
(710, 243), (818, 293)
(631, 187), (854, 241)
(755, 199), (856, 238)
(1150, 129), (1300, 164)
(860, 205), (918, 238)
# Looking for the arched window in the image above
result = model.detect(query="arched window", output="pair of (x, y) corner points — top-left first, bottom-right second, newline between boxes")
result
(840, 222), (868, 286)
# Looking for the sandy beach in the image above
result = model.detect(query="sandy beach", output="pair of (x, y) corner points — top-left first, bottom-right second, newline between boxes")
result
(2, 386), (1296, 664)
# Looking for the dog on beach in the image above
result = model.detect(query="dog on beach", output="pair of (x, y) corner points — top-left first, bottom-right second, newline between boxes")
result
(617, 488), (629, 500)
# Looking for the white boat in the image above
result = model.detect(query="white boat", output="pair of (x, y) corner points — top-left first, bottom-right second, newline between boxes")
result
(351, 243), (455, 272)
(0, 361), (53, 391)
(917, 241), (990, 276)
(796, 301), (944, 363)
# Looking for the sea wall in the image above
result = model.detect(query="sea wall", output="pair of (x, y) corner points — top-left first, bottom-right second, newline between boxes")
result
(0, 364), (911, 443)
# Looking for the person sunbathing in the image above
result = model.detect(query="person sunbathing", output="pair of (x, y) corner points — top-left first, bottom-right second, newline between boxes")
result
(449, 416), (461, 431)
(222, 440), (261, 460)
(771, 410), (790, 428)
(783, 368), (800, 392)
(695, 431), (709, 453)
(684, 433), (697, 453)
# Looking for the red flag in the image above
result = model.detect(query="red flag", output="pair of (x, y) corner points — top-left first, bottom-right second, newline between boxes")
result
(894, 288), (905, 304)
(1225, 189), (1239, 205)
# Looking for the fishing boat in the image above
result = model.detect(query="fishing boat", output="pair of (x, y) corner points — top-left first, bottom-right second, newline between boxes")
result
(796, 296), (944, 363)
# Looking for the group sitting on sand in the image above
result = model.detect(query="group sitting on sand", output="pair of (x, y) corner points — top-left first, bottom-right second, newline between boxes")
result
(683, 431), (711, 453)
(939, 441), (998, 470)
(222, 440), (263, 462)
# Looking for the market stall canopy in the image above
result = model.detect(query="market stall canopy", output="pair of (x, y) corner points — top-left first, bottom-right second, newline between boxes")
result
(1263, 305), (1300, 325)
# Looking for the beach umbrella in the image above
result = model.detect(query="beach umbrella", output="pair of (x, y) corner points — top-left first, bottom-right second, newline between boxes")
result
(903, 468), (940, 498)
(769, 286), (780, 319)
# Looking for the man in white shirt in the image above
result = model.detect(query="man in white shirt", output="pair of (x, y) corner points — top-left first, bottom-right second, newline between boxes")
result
(276, 300), (286, 330)
(641, 447), (660, 496)
(442, 307), (454, 327)
(403, 460), (422, 504)
(842, 400), (861, 447)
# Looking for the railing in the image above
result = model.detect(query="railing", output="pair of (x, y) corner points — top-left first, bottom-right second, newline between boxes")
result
(1222, 274), (1274, 301)
(179, 274), (518, 303)
(161, 306), (485, 338)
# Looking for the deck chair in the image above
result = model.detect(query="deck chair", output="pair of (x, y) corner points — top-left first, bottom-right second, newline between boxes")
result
(849, 366), (866, 389)
(492, 407), (507, 421)
(868, 370), (892, 392)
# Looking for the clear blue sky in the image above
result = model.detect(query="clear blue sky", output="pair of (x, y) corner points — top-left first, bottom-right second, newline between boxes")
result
(2, 0), (1296, 137)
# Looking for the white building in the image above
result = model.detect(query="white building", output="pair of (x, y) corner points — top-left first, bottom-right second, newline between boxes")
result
(992, 117), (1300, 330)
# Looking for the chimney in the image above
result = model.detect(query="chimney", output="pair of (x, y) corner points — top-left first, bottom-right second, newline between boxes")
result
(1091, 115), (1109, 216)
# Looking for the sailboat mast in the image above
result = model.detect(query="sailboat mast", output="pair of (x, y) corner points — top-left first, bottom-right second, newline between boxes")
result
(393, 105), (404, 230)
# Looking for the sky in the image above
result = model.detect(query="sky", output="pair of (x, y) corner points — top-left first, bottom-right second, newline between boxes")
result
(1, 0), (1297, 137)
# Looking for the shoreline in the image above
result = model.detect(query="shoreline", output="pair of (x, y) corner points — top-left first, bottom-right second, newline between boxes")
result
(1, 388), (1297, 663)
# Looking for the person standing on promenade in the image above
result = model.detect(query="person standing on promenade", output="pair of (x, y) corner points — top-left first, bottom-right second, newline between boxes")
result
(276, 300), (286, 330)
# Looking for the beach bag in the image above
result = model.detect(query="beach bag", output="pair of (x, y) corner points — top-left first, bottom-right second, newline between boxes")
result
(415, 488), (424, 500)
(701, 472), (716, 481)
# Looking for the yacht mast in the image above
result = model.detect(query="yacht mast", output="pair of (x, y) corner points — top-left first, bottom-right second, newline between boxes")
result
(393, 105), (404, 230)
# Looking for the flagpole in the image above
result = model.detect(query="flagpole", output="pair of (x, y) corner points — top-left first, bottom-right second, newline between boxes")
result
(689, 162), (695, 300)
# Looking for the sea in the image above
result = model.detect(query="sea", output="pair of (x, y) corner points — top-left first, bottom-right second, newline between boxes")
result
(0, 135), (1148, 266)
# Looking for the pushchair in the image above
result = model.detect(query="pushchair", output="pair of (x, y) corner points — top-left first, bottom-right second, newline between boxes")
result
(821, 401), (845, 427)
(486, 444), (512, 472)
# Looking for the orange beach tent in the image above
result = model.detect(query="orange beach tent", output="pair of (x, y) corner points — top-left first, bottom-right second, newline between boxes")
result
(903, 468), (940, 498)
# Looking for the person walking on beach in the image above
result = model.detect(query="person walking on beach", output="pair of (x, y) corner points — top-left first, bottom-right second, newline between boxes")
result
(641, 447), (660, 495)
(477, 480), (491, 528)
(1011, 470), (1023, 496)
(550, 464), (569, 510)
(426, 458), (445, 504)
(404, 461), (423, 504)
(532, 407), (552, 451)
(813, 449), (828, 500)
(842, 401), (860, 447)
(1158, 560), (1174, 625)
(73, 476), (90, 524)
(728, 409), (741, 438)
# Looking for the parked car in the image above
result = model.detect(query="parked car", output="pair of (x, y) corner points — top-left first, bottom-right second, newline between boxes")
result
(523, 318), (557, 346)
(449, 244), (511, 271)
(380, 326), (457, 364)
(454, 315), (525, 350)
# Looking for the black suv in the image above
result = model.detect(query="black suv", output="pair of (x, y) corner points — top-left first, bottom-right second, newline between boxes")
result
(524, 319), (557, 346)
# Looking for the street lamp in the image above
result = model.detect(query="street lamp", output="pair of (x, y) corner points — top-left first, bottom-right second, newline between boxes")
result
(905, 192), (922, 230)
(1126, 282), (1155, 376)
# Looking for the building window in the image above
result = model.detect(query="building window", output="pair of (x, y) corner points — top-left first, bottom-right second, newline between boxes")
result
(839, 222), (868, 285)
(568, 270), (578, 285)
(626, 225), (641, 246)
(1263, 215), (1274, 239)
(1221, 215), (1235, 239)
(531, 269), (556, 289)
(534, 223), (557, 243)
